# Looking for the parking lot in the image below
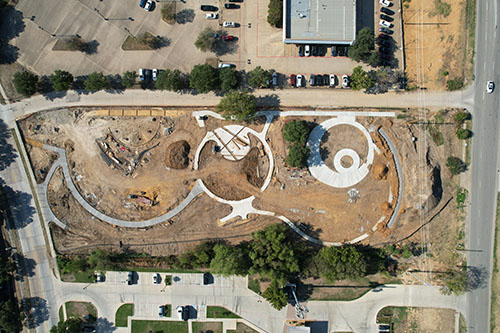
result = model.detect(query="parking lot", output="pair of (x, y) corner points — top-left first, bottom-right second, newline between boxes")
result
(9, 0), (403, 86)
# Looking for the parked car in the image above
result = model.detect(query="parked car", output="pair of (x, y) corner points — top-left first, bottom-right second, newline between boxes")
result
(342, 75), (349, 88)
(138, 68), (145, 81)
(222, 35), (234, 41)
(296, 74), (304, 87)
(487, 81), (495, 93)
(95, 272), (104, 282)
(223, 21), (236, 27)
(323, 74), (329, 85)
(228, 0), (243, 2)
(158, 305), (164, 317)
(380, 7), (395, 15)
(152, 273), (160, 284)
(203, 272), (213, 285)
(200, 5), (218, 11)
(380, 0), (392, 7)
(176, 306), (184, 320)
(298, 45), (304, 56)
(305, 45), (311, 56)
(378, 39), (392, 47)
(144, 69), (152, 81)
(331, 45), (337, 56)
(379, 27), (393, 34)
(144, 0), (154, 11)
(290, 74), (296, 87)
(219, 63), (236, 68)
(272, 72), (278, 86)
(139, 0), (147, 8)
(152, 69), (158, 81)
(206, 13), (218, 19)
(318, 45), (327, 56)
(311, 45), (318, 56)
(127, 271), (134, 285)
(315, 74), (323, 86)
(379, 33), (390, 39)
(225, 3), (240, 8)
(309, 74), (315, 86)
(379, 46), (390, 53)
(181, 306), (189, 321)
(329, 74), (336, 87)
(379, 20), (392, 28)
(380, 13), (394, 22)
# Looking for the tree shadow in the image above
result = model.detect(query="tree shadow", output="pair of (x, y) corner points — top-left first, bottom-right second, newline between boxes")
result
(255, 94), (280, 108)
(0, 177), (36, 230)
(15, 252), (37, 281)
(96, 317), (116, 331)
(105, 74), (125, 92)
(467, 265), (488, 291)
(0, 5), (25, 64)
(213, 38), (238, 57)
(0, 119), (17, 171)
(83, 40), (99, 55)
(175, 9), (195, 24)
(156, 36), (171, 48)
(23, 297), (49, 329)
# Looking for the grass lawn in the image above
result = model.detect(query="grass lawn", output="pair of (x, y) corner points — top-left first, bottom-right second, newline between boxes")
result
(227, 322), (258, 333)
(115, 304), (134, 327)
(164, 304), (171, 317)
(131, 320), (188, 333)
(206, 306), (240, 319)
(65, 301), (97, 319)
(59, 305), (64, 321)
(192, 321), (223, 333)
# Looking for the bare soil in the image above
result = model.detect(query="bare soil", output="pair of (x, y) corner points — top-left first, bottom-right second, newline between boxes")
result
(399, 307), (455, 332)
(165, 140), (190, 169)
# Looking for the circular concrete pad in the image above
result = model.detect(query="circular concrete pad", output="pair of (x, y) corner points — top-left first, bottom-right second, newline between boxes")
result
(334, 148), (360, 173)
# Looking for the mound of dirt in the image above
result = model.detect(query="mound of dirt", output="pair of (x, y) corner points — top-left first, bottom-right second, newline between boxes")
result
(241, 147), (266, 188)
(373, 162), (389, 180)
(381, 201), (392, 215)
(165, 140), (190, 169)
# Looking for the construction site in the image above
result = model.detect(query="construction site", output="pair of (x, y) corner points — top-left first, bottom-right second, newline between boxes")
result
(18, 107), (465, 270)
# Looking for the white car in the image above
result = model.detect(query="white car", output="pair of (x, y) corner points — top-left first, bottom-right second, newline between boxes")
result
(218, 63), (235, 68)
(380, 0), (391, 7)
(223, 21), (236, 27)
(158, 305), (164, 317)
(305, 45), (311, 57)
(176, 306), (184, 320)
(329, 74), (336, 87)
(152, 69), (158, 81)
(379, 20), (391, 28)
(296, 74), (304, 87)
(152, 273), (160, 284)
(144, 0), (154, 11)
(487, 81), (495, 93)
(206, 13), (218, 19)
(138, 68), (145, 81)
(342, 75), (349, 88)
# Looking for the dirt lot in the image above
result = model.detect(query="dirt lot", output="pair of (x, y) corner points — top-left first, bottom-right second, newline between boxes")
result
(403, 0), (475, 90)
(19, 108), (465, 258)
(378, 306), (456, 332)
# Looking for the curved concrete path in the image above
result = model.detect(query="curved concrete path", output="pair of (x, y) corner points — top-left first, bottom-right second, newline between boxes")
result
(42, 144), (204, 228)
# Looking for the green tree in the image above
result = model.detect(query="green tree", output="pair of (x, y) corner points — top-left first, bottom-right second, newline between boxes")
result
(286, 143), (309, 168)
(84, 72), (108, 91)
(446, 156), (465, 175)
(456, 128), (471, 140)
(189, 64), (220, 93)
(194, 27), (217, 53)
(13, 70), (39, 97)
(453, 111), (470, 126)
(0, 254), (16, 284)
(249, 224), (300, 285)
(155, 69), (186, 91)
(248, 66), (272, 88)
(216, 90), (257, 122)
(87, 249), (110, 270)
(348, 28), (375, 63)
(283, 120), (310, 143)
(262, 280), (288, 310)
(219, 67), (239, 92)
(122, 71), (137, 88)
(317, 245), (367, 282)
(0, 299), (23, 333)
(210, 243), (249, 275)
(267, 0), (283, 28)
(440, 267), (467, 295)
(49, 70), (73, 92)
(447, 78), (464, 91)
(367, 51), (381, 67)
(67, 36), (89, 52)
(350, 66), (375, 90)
(50, 317), (83, 333)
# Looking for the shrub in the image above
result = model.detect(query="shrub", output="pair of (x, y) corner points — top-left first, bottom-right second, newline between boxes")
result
(456, 128), (472, 140)
(446, 156), (465, 175)
(286, 143), (309, 168)
(447, 78), (464, 91)
(122, 71), (137, 88)
(453, 111), (470, 126)
(267, 0), (283, 28)
(283, 120), (310, 144)
(13, 70), (39, 97)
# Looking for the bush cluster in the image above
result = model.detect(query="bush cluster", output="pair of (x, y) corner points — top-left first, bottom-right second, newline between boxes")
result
(282, 120), (311, 168)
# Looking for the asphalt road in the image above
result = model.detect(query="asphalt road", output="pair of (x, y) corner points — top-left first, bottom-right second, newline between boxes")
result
(466, 0), (500, 331)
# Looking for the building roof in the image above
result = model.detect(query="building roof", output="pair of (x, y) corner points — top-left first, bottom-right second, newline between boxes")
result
(284, 0), (356, 44)
(286, 326), (311, 333)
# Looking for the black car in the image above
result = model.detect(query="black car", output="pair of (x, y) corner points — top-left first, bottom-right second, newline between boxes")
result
(381, 7), (395, 15)
(318, 46), (327, 56)
(311, 45), (318, 56)
(331, 45), (337, 56)
(323, 74), (329, 84)
(309, 74), (316, 86)
(379, 46), (390, 53)
(298, 45), (304, 56)
(379, 27), (393, 34)
(224, 3), (240, 8)
(316, 74), (323, 86)
(201, 5), (218, 11)
(380, 14), (394, 22)
(378, 39), (391, 47)
(228, 0), (243, 2)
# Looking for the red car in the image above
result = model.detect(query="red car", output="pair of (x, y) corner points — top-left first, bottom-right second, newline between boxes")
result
(222, 35), (234, 41)
(290, 74), (296, 87)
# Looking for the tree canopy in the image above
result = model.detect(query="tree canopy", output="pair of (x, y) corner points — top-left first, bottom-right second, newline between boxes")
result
(0, 298), (23, 333)
(122, 71), (137, 88)
(446, 156), (465, 175)
(13, 71), (38, 97)
(283, 120), (310, 143)
(216, 90), (257, 122)
(317, 245), (367, 282)
(440, 266), (467, 295)
(0, 253), (16, 284)
(286, 143), (309, 168)
(348, 28), (378, 65)
(194, 27), (218, 53)
(248, 66), (272, 88)
(210, 243), (250, 275)
(262, 280), (288, 310)
(84, 72), (108, 91)
(249, 224), (300, 285)
(189, 64), (220, 93)
(49, 70), (73, 92)
(350, 66), (375, 90)
(267, 0), (283, 28)
(219, 67), (239, 92)
(155, 69), (187, 91)
(50, 317), (83, 333)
